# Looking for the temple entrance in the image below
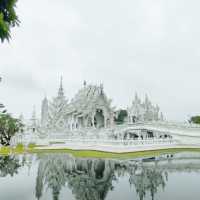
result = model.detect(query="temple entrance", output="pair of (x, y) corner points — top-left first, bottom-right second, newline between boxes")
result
(78, 117), (84, 128)
(132, 116), (137, 123)
(94, 109), (104, 128)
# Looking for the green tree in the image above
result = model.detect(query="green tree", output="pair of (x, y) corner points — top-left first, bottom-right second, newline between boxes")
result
(0, 0), (19, 42)
(0, 111), (23, 146)
(189, 116), (200, 124)
(0, 155), (21, 177)
(114, 109), (128, 124)
(0, 79), (23, 146)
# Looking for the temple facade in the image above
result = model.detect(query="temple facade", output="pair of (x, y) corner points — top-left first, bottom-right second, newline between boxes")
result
(40, 79), (165, 132)
(41, 79), (115, 131)
(127, 93), (164, 123)
(65, 82), (115, 130)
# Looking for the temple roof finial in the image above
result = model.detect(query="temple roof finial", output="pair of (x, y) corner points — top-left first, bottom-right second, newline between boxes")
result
(83, 80), (87, 87)
(60, 76), (63, 89)
(134, 92), (138, 100)
(43, 90), (47, 100)
(32, 105), (36, 119)
(145, 93), (149, 102)
(58, 76), (64, 97)
(100, 83), (104, 94)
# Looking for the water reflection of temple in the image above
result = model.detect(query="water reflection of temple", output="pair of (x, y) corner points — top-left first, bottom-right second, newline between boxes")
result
(2, 153), (200, 200)
(67, 159), (116, 200)
(35, 154), (170, 200)
(35, 154), (117, 200)
(129, 165), (167, 200)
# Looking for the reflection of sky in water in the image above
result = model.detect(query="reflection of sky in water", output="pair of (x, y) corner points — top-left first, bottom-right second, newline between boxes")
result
(107, 173), (200, 200)
(0, 153), (200, 200)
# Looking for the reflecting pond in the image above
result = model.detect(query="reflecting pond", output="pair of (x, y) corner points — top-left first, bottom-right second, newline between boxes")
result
(0, 152), (200, 200)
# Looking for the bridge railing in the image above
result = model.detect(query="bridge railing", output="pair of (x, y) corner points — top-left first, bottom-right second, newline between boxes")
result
(64, 138), (177, 146)
(11, 137), (178, 147)
(125, 121), (200, 130)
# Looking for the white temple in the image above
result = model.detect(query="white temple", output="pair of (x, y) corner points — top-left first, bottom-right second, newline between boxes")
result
(40, 79), (166, 133)
(127, 93), (164, 123)
(41, 79), (115, 132)
(11, 80), (200, 152)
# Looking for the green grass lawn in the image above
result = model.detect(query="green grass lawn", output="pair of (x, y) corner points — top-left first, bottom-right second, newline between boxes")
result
(1, 145), (200, 159)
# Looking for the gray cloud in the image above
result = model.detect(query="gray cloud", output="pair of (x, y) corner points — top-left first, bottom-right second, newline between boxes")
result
(0, 0), (200, 121)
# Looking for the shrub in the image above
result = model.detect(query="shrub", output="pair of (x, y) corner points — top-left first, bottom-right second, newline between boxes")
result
(0, 146), (10, 154)
(28, 143), (36, 150)
(15, 143), (24, 153)
(189, 116), (200, 124)
(0, 113), (24, 146)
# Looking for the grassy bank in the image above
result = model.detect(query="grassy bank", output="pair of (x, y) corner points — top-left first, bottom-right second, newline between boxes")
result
(1, 145), (200, 159)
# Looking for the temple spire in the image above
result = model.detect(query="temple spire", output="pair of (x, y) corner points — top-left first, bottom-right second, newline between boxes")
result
(32, 105), (36, 120)
(134, 92), (138, 100)
(134, 92), (140, 103)
(30, 105), (37, 132)
(41, 95), (48, 127)
(58, 76), (64, 97)
(100, 83), (104, 94)
(83, 80), (87, 87)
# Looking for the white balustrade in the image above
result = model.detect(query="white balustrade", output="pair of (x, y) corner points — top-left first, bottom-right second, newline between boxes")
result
(9, 120), (200, 149)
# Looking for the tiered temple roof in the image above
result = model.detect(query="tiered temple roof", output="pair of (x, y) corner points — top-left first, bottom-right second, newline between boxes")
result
(41, 80), (115, 131)
(67, 83), (113, 115)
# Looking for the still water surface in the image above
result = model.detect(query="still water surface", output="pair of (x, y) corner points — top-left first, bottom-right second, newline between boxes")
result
(0, 152), (200, 200)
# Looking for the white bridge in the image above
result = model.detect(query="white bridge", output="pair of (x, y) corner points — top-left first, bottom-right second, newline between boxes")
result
(11, 121), (200, 153)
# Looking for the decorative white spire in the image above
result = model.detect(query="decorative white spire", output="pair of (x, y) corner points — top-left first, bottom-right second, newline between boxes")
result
(160, 112), (164, 121)
(83, 80), (87, 87)
(145, 94), (149, 102)
(41, 96), (48, 127)
(58, 76), (64, 97)
(128, 93), (165, 123)
(32, 106), (36, 120)
(134, 92), (141, 103)
(134, 92), (138, 100)
(30, 106), (37, 132)
(156, 104), (160, 111)
(100, 83), (104, 94)
(19, 113), (24, 122)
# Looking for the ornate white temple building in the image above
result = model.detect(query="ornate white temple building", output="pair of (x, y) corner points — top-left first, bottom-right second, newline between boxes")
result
(127, 93), (164, 123)
(41, 79), (115, 131)
(40, 78), (165, 133)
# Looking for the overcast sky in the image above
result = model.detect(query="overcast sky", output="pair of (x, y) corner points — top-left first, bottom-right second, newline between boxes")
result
(0, 0), (200, 121)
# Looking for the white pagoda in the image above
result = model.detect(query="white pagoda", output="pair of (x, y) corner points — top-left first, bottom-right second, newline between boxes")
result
(127, 93), (164, 123)
(41, 79), (115, 132)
